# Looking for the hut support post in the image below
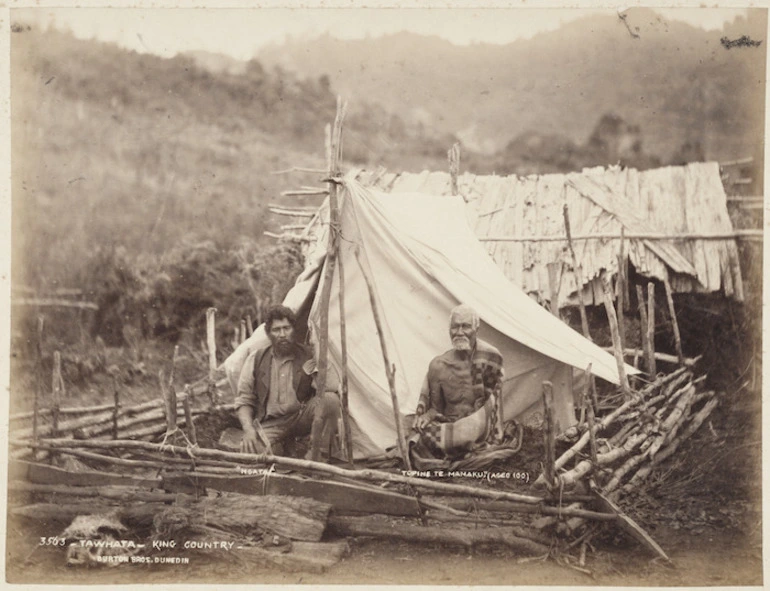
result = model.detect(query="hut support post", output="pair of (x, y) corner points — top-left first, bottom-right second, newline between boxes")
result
(646, 282), (657, 377)
(600, 274), (631, 398)
(563, 204), (591, 340)
(636, 285), (654, 380)
(663, 276), (685, 366)
(616, 229), (626, 351)
(542, 381), (555, 489)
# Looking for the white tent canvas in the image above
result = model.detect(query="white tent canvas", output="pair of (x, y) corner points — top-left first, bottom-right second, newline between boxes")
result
(224, 176), (636, 458)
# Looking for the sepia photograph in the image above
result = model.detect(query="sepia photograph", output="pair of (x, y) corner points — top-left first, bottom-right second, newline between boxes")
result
(4, 2), (766, 586)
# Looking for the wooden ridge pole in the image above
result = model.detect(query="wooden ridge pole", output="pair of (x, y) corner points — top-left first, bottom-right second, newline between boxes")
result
(354, 249), (412, 470)
(563, 204), (591, 340)
(662, 275), (685, 365)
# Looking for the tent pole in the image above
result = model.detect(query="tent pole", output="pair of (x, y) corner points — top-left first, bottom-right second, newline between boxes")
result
(354, 249), (412, 470)
(562, 204), (591, 340)
(337, 251), (354, 465)
(315, 97), (353, 463)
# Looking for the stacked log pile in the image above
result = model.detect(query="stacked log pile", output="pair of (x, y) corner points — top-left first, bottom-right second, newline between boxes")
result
(533, 365), (718, 548)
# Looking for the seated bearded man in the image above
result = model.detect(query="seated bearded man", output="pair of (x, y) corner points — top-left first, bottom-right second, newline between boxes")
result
(411, 304), (504, 460)
(234, 305), (341, 462)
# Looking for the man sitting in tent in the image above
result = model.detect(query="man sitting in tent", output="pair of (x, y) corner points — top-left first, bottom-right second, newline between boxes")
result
(411, 304), (505, 463)
(234, 305), (341, 462)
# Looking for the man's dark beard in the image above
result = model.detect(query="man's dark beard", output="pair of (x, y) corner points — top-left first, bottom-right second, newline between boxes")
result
(272, 338), (294, 356)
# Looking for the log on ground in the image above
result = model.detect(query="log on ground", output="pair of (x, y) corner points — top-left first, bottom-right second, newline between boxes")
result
(155, 493), (332, 542)
(328, 515), (549, 555)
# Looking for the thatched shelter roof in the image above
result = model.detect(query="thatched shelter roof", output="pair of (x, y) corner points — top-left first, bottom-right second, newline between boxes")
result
(353, 161), (743, 307)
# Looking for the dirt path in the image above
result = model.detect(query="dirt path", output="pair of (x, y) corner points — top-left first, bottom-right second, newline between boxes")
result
(6, 521), (761, 586)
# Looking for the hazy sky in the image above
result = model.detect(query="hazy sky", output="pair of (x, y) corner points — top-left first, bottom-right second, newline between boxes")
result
(14, 5), (751, 61)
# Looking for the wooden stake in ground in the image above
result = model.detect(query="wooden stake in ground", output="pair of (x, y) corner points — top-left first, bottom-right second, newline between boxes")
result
(51, 351), (63, 435)
(246, 314), (254, 336)
(181, 387), (198, 447)
(585, 387), (599, 469)
(663, 275), (685, 365)
(112, 375), (120, 440)
(448, 143), (461, 196)
(542, 381), (555, 489)
(616, 229), (626, 351)
(206, 308), (217, 408)
(159, 369), (177, 434)
(563, 204), (591, 340)
(600, 273), (631, 398)
(354, 248), (411, 470)
(33, 317), (45, 444)
(636, 285), (654, 379)
(646, 282), (657, 377)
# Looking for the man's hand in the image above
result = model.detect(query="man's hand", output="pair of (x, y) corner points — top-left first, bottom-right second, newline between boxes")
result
(413, 412), (432, 433)
(240, 426), (261, 454)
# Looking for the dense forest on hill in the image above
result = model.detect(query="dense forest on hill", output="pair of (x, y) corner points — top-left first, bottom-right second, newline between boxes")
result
(9, 14), (765, 345)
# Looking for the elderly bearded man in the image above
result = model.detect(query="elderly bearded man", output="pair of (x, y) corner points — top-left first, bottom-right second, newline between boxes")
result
(412, 304), (504, 458)
(234, 305), (341, 462)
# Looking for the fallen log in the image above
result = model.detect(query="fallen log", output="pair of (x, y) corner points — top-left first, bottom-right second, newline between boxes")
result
(8, 481), (188, 503)
(10, 460), (161, 489)
(155, 494), (331, 542)
(328, 515), (549, 555)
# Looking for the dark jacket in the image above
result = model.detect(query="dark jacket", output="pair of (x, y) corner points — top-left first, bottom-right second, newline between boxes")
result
(234, 342), (315, 422)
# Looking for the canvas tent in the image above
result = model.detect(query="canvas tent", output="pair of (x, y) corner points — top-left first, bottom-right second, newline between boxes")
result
(224, 174), (637, 459)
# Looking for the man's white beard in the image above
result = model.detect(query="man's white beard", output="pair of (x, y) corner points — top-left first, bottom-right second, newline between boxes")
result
(452, 336), (471, 351)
